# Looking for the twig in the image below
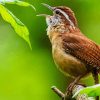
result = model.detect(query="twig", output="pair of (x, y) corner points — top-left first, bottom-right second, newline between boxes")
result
(51, 84), (95, 100)
(51, 86), (65, 98)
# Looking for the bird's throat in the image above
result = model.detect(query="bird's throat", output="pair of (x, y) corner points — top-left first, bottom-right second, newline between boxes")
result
(47, 24), (78, 43)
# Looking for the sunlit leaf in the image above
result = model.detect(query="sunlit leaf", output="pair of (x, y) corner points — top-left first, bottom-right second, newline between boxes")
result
(0, 4), (32, 48)
(0, 0), (36, 10)
(73, 84), (100, 98)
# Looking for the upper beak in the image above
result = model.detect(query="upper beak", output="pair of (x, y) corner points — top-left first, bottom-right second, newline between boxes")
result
(41, 3), (55, 11)
(37, 3), (55, 17)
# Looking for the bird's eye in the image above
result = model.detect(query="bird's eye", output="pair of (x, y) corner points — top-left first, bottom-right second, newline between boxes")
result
(50, 20), (52, 23)
(55, 10), (60, 14)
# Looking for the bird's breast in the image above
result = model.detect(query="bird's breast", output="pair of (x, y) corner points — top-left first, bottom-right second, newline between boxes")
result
(52, 43), (88, 77)
(47, 28), (89, 77)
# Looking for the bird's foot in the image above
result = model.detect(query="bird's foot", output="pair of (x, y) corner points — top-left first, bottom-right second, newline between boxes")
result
(64, 83), (86, 100)
(62, 82), (75, 100)
(66, 82), (75, 95)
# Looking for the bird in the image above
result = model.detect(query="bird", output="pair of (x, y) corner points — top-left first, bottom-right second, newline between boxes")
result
(38, 3), (100, 99)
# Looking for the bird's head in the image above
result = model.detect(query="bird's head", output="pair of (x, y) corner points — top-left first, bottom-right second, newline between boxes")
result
(38, 3), (77, 28)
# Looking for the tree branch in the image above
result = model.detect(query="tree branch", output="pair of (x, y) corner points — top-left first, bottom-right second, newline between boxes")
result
(51, 86), (65, 98)
(51, 84), (95, 100)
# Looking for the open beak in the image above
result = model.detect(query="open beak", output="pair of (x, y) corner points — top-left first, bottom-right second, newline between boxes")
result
(37, 3), (55, 17)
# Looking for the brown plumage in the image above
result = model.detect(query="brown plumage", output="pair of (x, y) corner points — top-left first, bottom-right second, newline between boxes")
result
(55, 6), (78, 26)
(40, 3), (100, 99)
(63, 33), (100, 68)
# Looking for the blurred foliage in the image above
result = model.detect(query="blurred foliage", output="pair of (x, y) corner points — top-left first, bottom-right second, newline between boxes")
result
(0, 0), (100, 100)
(0, 0), (35, 48)
(73, 84), (100, 98)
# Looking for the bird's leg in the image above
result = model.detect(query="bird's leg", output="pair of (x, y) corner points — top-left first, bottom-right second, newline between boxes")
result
(64, 75), (83, 99)
(92, 68), (99, 100)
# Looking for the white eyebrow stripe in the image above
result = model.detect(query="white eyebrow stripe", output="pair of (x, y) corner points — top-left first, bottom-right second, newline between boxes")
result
(56, 9), (74, 27)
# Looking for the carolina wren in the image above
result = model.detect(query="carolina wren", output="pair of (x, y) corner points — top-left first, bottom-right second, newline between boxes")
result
(38, 3), (100, 99)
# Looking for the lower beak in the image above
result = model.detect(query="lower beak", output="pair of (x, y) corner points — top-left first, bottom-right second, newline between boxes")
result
(36, 14), (50, 17)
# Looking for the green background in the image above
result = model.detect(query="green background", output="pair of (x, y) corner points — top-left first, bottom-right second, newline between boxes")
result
(0, 0), (100, 100)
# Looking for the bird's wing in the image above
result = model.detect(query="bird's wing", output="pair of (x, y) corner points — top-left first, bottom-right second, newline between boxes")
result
(62, 34), (100, 68)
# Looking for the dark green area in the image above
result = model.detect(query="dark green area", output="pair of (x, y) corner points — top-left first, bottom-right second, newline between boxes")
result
(0, 0), (100, 100)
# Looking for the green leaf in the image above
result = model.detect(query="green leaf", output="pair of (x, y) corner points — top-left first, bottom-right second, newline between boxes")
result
(0, 0), (36, 10)
(73, 84), (100, 98)
(0, 4), (32, 49)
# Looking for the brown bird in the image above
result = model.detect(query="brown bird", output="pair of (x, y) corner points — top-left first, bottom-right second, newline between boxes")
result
(38, 3), (100, 99)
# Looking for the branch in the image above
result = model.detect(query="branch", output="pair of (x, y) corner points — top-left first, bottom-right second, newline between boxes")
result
(51, 84), (95, 100)
(51, 86), (65, 99)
